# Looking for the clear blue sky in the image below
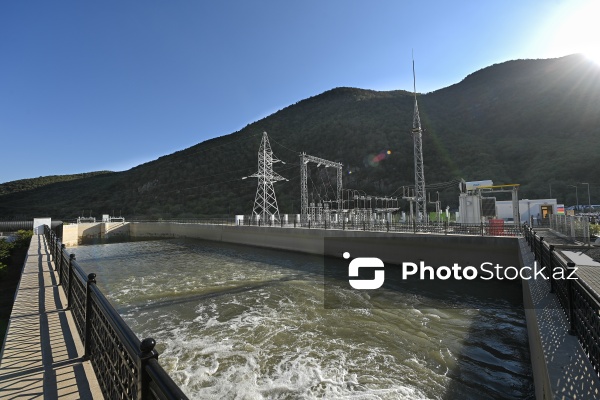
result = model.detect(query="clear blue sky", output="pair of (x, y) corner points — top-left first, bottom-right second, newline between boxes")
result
(1, 0), (597, 183)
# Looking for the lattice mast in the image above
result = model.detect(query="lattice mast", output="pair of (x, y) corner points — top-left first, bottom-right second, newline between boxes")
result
(248, 132), (287, 222)
(411, 58), (427, 222)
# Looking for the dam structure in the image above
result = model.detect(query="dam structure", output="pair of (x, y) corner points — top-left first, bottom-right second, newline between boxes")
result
(1, 218), (599, 399)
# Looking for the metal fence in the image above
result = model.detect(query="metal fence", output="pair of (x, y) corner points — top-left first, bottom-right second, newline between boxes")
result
(237, 217), (522, 237)
(549, 214), (591, 245)
(44, 226), (188, 400)
(69, 217), (522, 237)
(523, 224), (600, 377)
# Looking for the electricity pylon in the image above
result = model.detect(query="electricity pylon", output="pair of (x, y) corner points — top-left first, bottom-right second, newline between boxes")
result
(411, 58), (427, 223)
(245, 132), (287, 222)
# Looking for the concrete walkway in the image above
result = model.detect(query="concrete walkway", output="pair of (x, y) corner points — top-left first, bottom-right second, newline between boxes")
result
(0, 234), (102, 399)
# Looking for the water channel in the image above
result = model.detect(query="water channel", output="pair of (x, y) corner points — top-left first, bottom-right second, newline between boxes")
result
(73, 238), (534, 399)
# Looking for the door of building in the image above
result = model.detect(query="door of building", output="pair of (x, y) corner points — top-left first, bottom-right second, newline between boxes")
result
(540, 205), (553, 219)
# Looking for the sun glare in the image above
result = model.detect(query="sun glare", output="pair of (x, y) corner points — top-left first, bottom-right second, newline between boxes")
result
(549, 0), (600, 64)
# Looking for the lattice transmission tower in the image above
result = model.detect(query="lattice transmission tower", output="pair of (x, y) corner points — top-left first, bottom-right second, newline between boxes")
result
(411, 59), (427, 222)
(246, 132), (287, 222)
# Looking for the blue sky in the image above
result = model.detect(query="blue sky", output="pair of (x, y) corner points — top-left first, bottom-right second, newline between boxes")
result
(1, 0), (598, 183)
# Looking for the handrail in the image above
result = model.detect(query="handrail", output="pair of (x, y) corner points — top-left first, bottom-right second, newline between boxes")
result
(523, 223), (600, 377)
(43, 225), (188, 400)
(236, 217), (522, 237)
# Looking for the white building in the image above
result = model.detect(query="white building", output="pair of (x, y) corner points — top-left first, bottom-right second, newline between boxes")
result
(496, 199), (560, 224)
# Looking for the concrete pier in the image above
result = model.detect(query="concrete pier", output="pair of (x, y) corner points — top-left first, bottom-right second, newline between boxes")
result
(0, 234), (102, 399)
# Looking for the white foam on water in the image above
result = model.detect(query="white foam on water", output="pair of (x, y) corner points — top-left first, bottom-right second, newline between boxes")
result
(145, 289), (445, 399)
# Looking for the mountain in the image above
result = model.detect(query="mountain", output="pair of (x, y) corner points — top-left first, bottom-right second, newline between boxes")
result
(1, 54), (599, 220)
(0, 172), (113, 197)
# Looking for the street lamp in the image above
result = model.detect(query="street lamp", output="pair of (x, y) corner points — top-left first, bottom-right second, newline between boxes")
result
(568, 185), (579, 212)
(581, 183), (591, 213)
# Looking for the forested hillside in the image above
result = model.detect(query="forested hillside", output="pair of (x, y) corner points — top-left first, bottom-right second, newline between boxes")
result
(1, 54), (598, 219)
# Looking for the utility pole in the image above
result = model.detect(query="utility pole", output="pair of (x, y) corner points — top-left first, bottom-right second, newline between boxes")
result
(568, 184), (579, 213)
(581, 183), (591, 213)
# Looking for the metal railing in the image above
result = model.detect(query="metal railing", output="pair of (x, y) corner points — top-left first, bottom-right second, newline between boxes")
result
(70, 217), (522, 237)
(523, 224), (600, 377)
(129, 218), (236, 225)
(238, 217), (522, 237)
(44, 226), (188, 400)
(549, 214), (590, 245)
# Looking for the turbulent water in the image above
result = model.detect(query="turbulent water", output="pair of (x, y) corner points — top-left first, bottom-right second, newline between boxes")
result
(73, 238), (534, 399)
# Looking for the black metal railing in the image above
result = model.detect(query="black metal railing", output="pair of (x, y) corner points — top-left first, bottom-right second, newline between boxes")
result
(238, 217), (521, 237)
(523, 224), (600, 377)
(44, 226), (188, 400)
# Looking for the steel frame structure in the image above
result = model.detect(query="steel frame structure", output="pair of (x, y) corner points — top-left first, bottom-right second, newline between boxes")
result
(300, 152), (342, 223)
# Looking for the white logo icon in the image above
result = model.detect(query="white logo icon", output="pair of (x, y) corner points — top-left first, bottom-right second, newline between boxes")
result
(344, 252), (385, 290)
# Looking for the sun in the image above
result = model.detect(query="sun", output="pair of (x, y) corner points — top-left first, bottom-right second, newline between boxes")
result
(582, 48), (600, 65)
(547, 0), (600, 64)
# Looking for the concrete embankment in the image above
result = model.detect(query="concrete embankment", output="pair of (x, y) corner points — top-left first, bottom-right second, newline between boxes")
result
(129, 222), (521, 268)
(63, 221), (521, 268)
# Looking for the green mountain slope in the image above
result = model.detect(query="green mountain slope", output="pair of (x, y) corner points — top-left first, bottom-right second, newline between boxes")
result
(1, 54), (598, 219)
(0, 172), (113, 197)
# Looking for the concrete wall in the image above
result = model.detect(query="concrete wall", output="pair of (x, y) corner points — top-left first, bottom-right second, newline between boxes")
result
(129, 222), (521, 268)
(62, 222), (130, 246)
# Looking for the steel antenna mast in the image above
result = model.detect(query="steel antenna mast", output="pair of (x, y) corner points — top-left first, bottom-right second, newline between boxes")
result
(245, 132), (287, 223)
(411, 55), (427, 223)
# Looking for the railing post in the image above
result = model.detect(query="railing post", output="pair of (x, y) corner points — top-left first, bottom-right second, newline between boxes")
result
(139, 338), (159, 399)
(67, 254), (75, 309)
(53, 232), (57, 259)
(52, 240), (58, 271)
(567, 262), (576, 335)
(56, 245), (65, 285)
(549, 245), (555, 293)
(343, 219), (345, 230)
(84, 273), (97, 359)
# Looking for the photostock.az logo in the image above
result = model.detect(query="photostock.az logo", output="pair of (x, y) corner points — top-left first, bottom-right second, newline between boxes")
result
(344, 252), (385, 290)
